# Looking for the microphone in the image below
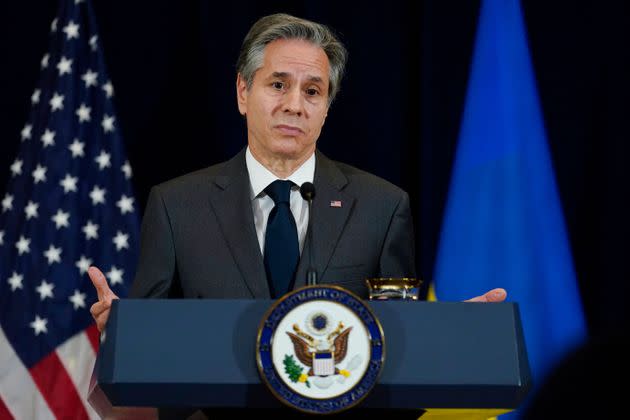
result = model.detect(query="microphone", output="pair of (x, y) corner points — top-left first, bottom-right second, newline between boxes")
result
(300, 182), (317, 286)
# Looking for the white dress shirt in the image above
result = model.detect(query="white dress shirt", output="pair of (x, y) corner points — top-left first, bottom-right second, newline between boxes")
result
(246, 147), (314, 256)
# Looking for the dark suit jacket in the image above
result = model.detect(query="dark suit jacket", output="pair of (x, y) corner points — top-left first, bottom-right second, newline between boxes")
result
(129, 148), (416, 299)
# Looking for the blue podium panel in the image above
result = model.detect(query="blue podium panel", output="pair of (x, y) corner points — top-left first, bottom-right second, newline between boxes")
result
(90, 300), (530, 410)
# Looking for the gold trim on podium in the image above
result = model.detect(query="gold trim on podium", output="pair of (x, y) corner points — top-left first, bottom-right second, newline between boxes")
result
(420, 408), (511, 419)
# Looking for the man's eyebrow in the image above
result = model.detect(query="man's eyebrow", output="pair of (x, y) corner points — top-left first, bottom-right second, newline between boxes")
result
(271, 71), (290, 79)
(306, 75), (325, 84)
(270, 72), (325, 84)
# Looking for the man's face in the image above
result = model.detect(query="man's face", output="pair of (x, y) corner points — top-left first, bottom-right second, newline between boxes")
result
(237, 38), (330, 163)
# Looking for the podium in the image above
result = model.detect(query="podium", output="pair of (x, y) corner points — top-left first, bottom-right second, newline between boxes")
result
(88, 299), (530, 419)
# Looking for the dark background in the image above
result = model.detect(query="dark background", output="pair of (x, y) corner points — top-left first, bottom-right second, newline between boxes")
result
(2, 1), (629, 338)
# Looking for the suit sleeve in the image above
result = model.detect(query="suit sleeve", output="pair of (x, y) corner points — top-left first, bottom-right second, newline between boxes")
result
(129, 186), (177, 298)
(378, 191), (417, 278)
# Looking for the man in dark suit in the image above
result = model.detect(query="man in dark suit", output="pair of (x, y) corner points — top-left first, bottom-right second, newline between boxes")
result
(88, 19), (506, 418)
(89, 13), (506, 332)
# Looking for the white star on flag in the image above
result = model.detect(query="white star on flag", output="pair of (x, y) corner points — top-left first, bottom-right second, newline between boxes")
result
(32, 164), (47, 184)
(75, 103), (91, 122)
(75, 255), (93, 275)
(49, 93), (64, 111)
(113, 231), (129, 251)
(68, 290), (87, 310)
(35, 280), (55, 301)
(43, 245), (62, 265)
(68, 138), (85, 157)
(107, 266), (124, 285)
(59, 174), (78, 193)
(1, 194), (13, 212)
(101, 115), (115, 132)
(102, 81), (114, 98)
(95, 150), (112, 170)
(30, 315), (48, 335)
(41, 129), (56, 147)
(41, 53), (49, 69)
(10, 159), (23, 177)
(31, 89), (41, 104)
(62, 20), (80, 40)
(50, 18), (58, 32)
(21, 124), (32, 141)
(15, 235), (31, 256)
(57, 56), (73, 75)
(24, 201), (39, 220)
(89, 185), (106, 205)
(0, 230), (3, 245)
(8, 272), (24, 291)
(121, 161), (132, 179)
(51, 209), (70, 229)
(89, 35), (98, 51)
(82, 220), (99, 240)
(81, 69), (98, 88)
(116, 195), (134, 214)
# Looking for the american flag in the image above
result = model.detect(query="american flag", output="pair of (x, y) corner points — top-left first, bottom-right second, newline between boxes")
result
(0, 0), (139, 418)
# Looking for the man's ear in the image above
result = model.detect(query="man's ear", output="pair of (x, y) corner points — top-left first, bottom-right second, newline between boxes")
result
(236, 73), (248, 116)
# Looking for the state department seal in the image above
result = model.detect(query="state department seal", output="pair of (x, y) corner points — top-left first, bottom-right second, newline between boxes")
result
(256, 285), (385, 415)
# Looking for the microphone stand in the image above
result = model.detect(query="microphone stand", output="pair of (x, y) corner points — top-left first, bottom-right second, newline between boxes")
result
(300, 183), (317, 286)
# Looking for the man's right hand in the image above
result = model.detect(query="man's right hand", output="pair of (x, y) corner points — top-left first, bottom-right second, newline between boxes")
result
(88, 266), (119, 333)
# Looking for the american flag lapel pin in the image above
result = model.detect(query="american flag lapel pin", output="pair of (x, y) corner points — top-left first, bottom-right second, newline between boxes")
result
(330, 200), (342, 208)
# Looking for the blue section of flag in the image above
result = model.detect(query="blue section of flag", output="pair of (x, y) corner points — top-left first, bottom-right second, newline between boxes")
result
(434, 0), (586, 415)
(315, 352), (332, 359)
(0, 0), (139, 368)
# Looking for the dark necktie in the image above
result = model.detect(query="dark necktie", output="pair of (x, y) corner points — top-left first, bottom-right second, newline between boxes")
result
(264, 180), (299, 298)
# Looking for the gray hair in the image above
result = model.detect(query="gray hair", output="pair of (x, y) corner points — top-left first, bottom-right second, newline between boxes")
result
(236, 13), (348, 105)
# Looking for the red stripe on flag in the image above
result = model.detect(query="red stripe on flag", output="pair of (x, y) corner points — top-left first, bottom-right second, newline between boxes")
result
(0, 395), (15, 420)
(29, 351), (89, 420)
(85, 324), (100, 353)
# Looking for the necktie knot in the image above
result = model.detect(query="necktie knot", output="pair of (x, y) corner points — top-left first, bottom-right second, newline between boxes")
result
(265, 180), (293, 205)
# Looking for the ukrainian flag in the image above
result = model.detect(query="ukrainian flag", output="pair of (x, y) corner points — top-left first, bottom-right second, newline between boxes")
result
(433, 0), (587, 417)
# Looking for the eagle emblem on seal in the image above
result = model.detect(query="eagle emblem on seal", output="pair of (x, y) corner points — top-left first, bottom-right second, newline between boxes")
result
(282, 311), (357, 388)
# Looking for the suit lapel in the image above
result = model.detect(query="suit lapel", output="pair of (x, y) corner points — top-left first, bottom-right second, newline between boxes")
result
(207, 150), (270, 298)
(294, 151), (355, 289)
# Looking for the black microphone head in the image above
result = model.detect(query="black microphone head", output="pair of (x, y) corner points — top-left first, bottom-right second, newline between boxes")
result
(300, 182), (316, 201)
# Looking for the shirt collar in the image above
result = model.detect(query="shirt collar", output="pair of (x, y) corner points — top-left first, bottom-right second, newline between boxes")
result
(245, 146), (316, 200)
